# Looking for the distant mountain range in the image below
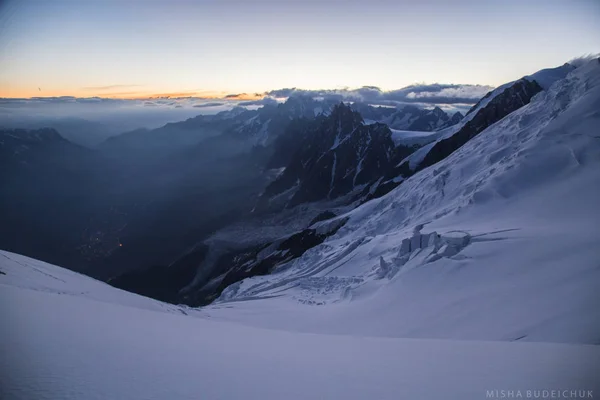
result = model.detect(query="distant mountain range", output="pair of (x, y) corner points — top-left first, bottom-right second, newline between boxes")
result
(109, 62), (580, 305)
(0, 94), (463, 281)
(1, 62), (579, 306)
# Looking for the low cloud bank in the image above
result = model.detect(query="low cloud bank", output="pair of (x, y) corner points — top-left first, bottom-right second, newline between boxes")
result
(0, 83), (494, 134)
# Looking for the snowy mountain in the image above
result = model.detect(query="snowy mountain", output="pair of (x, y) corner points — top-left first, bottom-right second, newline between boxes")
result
(2, 96), (443, 281)
(229, 95), (339, 147)
(415, 78), (543, 172)
(98, 96), (339, 158)
(526, 62), (577, 89)
(256, 103), (416, 210)
(3, 250), (599, 400)
(371, 104), (463, 131)
(99, 96), (456, 161)
(209, 58), (600, 343)
(108, 103), (443, 304)
(109, 59), (600, 318)
(346, 101), (463, 132)
(394, 68), (565, 177)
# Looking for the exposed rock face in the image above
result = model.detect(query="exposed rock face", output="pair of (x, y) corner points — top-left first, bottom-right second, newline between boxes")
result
(265, 117), (323, 169)
(99, 96), (336, 158)
(259, 103), (416, 209)
(85, 70), (572, 311)
(416, 79), (543, 172)
(447, 111), (465, 126)
(405, 106), (449, 131)
(349, 102), (397, 122)
(308, 211), (337, 226)
(350, 102), (463, 132)
(379, 105), (462, 131)
(359, 79), (544, 203)
(230, 95), (339, 147)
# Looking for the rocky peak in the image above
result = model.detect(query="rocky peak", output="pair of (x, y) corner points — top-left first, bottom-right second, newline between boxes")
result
(431, 106), (447, 118)
(323, 102), (365, 144)
(257, 105), (416, 210)
(436, 111), (465, 130)
(330, 102), (363, 123)
(380, 105), (459, 132)
(349, 102), (396, 121)
(276, 95), (333, 120)
(233, 96), (337, 147)
(450, 111), (464, 124)
(405, 106), (450, 131)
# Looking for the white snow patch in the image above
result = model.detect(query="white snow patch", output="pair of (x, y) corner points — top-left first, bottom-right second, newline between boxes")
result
(390, 128), (441, 147)
(328, 152), (337, 198)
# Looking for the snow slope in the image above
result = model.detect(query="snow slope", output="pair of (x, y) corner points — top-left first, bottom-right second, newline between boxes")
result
(2, 250), (599, 400)
(210, 60), (600, 344)
(399, 63), (577, 170)
(526, 63), (576, 90)
(389, 128), (442, 146)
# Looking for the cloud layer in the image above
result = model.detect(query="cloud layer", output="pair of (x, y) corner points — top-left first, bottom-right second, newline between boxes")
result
(81, 84), (143, 91)
(266, 84), (493, 107)
(0, 83), (495, 125)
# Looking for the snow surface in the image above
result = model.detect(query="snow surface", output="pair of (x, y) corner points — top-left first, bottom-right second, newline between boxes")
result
(397, 124), (462, 169)
(2, 250), (600, 400)
(389, 128), (441, 147)
(2, 60), (600, 399)
(526, 63), (576, 90)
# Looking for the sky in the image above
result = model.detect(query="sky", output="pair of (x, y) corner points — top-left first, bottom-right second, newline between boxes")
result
(0, 0), (598, 99)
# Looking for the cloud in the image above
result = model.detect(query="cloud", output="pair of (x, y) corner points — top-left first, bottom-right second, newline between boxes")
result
(82, 84), (142, 91)
(193, 102), (226, 108)
(238, 97), (279, 106)
(567, 53), (600, 68)
(224, 93), (265, 100)
(0, 82), (494, 123)
(94, 91), (150, 98)
(145, 91), (201, 99)
(2, 82), (494, 110)
(267, 83), (493, 107)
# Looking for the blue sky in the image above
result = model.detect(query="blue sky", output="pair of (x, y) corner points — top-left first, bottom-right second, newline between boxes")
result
(0, 0), (598, 98)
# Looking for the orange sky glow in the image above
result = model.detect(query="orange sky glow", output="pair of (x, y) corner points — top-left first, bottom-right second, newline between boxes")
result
(0, 86), (267, 101)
